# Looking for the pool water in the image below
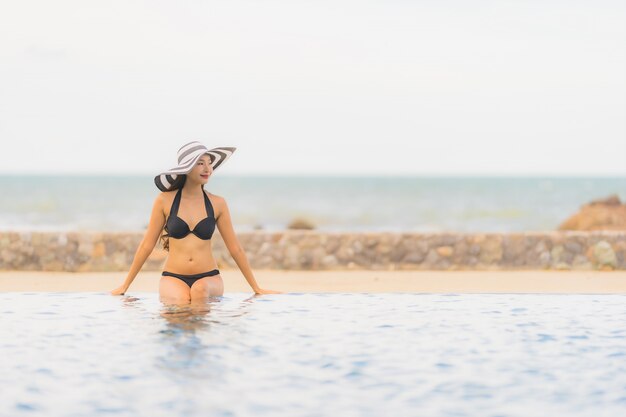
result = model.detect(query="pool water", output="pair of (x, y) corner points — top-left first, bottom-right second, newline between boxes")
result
(1, 293), (625, 417)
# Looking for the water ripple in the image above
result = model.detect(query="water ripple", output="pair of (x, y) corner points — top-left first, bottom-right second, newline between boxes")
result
(1, 292), (625, 417)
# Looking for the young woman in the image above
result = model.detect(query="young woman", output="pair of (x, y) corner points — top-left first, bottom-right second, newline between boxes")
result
(111, 141), (280, 303)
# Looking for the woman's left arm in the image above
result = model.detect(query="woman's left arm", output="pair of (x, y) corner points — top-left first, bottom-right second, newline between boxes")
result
(215, 195), (281, 295)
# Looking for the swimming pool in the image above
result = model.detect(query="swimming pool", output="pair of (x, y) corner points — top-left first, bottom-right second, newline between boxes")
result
(1, 293), (625, 417)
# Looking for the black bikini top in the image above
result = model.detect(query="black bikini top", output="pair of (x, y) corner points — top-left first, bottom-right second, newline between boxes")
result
(165, 187), (216, 240)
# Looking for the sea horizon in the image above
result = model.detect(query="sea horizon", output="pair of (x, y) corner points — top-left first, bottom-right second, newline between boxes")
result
(1, 175), (625, 234)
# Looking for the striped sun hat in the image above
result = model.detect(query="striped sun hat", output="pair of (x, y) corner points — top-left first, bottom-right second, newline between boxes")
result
(154, 141), (236, 192)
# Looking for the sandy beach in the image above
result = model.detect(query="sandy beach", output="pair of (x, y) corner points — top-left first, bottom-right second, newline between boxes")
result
(1, 270), (626, 293)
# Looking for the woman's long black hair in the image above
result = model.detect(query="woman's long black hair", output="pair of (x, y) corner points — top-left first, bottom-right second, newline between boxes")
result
(160, 175), (186, 251)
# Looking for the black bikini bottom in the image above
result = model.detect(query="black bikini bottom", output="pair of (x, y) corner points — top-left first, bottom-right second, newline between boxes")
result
(161, 269), (220, 288)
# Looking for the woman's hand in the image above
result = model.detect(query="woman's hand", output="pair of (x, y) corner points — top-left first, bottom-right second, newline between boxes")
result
(110, 285), (128, 296)
(254, 288), (282, 295)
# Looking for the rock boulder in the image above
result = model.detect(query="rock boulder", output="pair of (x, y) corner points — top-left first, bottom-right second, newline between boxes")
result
(558, 194), (626, 231)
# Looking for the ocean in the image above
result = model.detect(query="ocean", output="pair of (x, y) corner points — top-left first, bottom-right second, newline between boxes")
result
(0, 175), (624, 233)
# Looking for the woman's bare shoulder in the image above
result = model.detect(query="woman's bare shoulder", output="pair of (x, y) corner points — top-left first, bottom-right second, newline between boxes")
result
(206, 192), (227, 219)
(157, 190), (174, 199)
(206, 192), (225, 205)
(156, 191), (176, 209)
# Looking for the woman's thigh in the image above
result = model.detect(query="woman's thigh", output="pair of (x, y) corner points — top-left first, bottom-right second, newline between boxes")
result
(159, 276), (191, 305)
(190, 275), (224, 300)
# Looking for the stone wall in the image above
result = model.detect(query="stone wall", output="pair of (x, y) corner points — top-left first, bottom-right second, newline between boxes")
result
(0, 231), (624, 272)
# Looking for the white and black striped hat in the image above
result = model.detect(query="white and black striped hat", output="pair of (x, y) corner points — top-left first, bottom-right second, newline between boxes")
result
(154, 141), (236, 192)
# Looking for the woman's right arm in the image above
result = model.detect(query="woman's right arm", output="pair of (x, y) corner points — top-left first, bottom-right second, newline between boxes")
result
(110, 194), (166, 295)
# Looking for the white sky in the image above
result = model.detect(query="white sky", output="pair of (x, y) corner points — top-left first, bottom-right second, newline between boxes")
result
(0, 0), (624, 176)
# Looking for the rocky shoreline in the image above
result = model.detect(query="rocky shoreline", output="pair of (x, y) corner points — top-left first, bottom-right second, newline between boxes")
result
(1, 231), (624, 271)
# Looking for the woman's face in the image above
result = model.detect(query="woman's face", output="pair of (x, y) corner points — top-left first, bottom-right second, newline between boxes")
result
(189, 154), (213, 184)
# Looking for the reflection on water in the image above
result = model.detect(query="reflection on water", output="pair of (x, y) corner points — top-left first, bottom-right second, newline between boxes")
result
(154, 295), (261, 380)
(157, 293), (259, 328)
(156, 298), (219, 378)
